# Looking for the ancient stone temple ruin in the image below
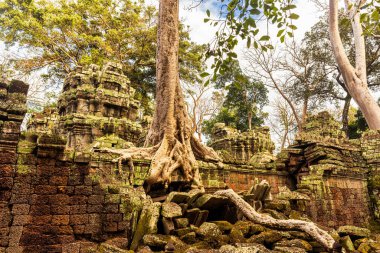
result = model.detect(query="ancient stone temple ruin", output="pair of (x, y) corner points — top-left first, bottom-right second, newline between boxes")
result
(209, 123), (275, 164)
(28, 62), (143, 150)
(1, 64), (380, 252)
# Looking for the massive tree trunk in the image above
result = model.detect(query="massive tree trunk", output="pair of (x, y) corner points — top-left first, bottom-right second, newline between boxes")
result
(329, 0), (380, 129)
(103, 0), (220, 192)
(141, 0), (220, 190)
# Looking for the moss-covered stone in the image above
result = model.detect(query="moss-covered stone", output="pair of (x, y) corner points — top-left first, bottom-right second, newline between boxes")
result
(130, 201), (161, 250)
(337, 226), (371, 238)
(196, 222), (222, 239)
(340, 236), (355, 252)
(211, 221), (233, 233)
(180, 232), (197, 244)
(174, 218), (189, 229)
(142, 234), (170, 249)
(249, 224), (266, 235)
(161, 202), (182, 218)
(247, 230), (283, 245)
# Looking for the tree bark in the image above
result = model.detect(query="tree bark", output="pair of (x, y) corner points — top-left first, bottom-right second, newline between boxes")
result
(215, 189), (340, 251)
(248, 111), (252, 130)
(301, 95), (309, 127)
(329, 0), (380, 129)
(280, 126), (288, 150)
(342, 95), (352, 136)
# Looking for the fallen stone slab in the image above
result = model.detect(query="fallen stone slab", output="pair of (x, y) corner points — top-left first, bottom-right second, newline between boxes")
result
(340, 235), (355, 252)
(130, 201), (161, 250)
(162, 217), (175, 235)
(337, 225), (371, 238)
(142, 234), (169, 249)
(180, 231), (197, 244)
(193, 194), (229, 210)
(161, 202), (182, 218)
(166, 192), (190, 204)
(174, 217), (189, 229)
(274, 239), (312, 251)
(194, 210), (209, 227)
(273, 246), (307, 253)
(220, 243), (271, 253)
(185, 208), (200, 225)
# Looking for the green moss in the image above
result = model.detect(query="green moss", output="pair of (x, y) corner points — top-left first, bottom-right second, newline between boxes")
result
(17, 140), (36, 154)
(370, 175), (380, 189)
(16, 165), (32, 174)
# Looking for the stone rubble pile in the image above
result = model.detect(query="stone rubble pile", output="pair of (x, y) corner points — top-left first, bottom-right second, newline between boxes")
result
(98, 181), (380, 253)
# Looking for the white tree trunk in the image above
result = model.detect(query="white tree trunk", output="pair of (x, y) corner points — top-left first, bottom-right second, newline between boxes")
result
(329, 0), (380, 129)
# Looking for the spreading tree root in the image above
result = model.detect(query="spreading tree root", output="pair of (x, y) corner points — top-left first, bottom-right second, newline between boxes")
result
(214, 189), (341, 252)
(99, 134), (220, 192)
(100, 145), (159, 185)
(144, 135), (197, 189)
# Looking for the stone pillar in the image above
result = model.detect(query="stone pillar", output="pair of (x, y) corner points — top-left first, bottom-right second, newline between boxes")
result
(0, 79), (29, 251)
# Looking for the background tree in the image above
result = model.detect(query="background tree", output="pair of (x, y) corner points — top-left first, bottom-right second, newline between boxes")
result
(183, 80), (224, 141)
(245, 40), (333, 132)
(267, 97), (298, 150)
(277, 41), (334, 126)
(303, 12), (380, 135)
(204, 0), (380, 130)
(202, 59), (268, 138)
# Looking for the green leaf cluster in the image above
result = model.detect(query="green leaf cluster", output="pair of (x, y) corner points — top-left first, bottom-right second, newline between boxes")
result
(204, 0), (299, 77)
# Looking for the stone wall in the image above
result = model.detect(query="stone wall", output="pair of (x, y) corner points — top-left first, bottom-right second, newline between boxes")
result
(302, 175), (370, 228)
(0, 141), (148, 253)
(362, 130), (380, 220)
(0, 78), (29, 252)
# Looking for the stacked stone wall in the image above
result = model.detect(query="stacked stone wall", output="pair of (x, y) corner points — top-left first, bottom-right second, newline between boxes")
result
(361, 130), (380, 220)
(304, 176), (370, 228)
(0, 149), (146, 253)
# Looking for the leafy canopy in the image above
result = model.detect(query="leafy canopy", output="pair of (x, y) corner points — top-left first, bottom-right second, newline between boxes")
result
(204, 0), (380, 78)
(204, 0), (299, 78)
(0, 0), (207, 114)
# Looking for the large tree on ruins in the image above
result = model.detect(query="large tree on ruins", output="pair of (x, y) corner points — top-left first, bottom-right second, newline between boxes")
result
(147, 2), (338, 249)
(138, 0), (220, 190)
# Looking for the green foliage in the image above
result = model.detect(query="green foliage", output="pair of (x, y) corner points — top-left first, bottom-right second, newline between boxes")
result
(203, 59), (268, 136)
(347, 109), (369, 139)
(0, 0), (206, 115)
(202, 107), (239, 137)
(205, 0), (380, 80)
(348, 99), (380, 138)
(358, 0), (380, 37)
(205, 0), (299, 77)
